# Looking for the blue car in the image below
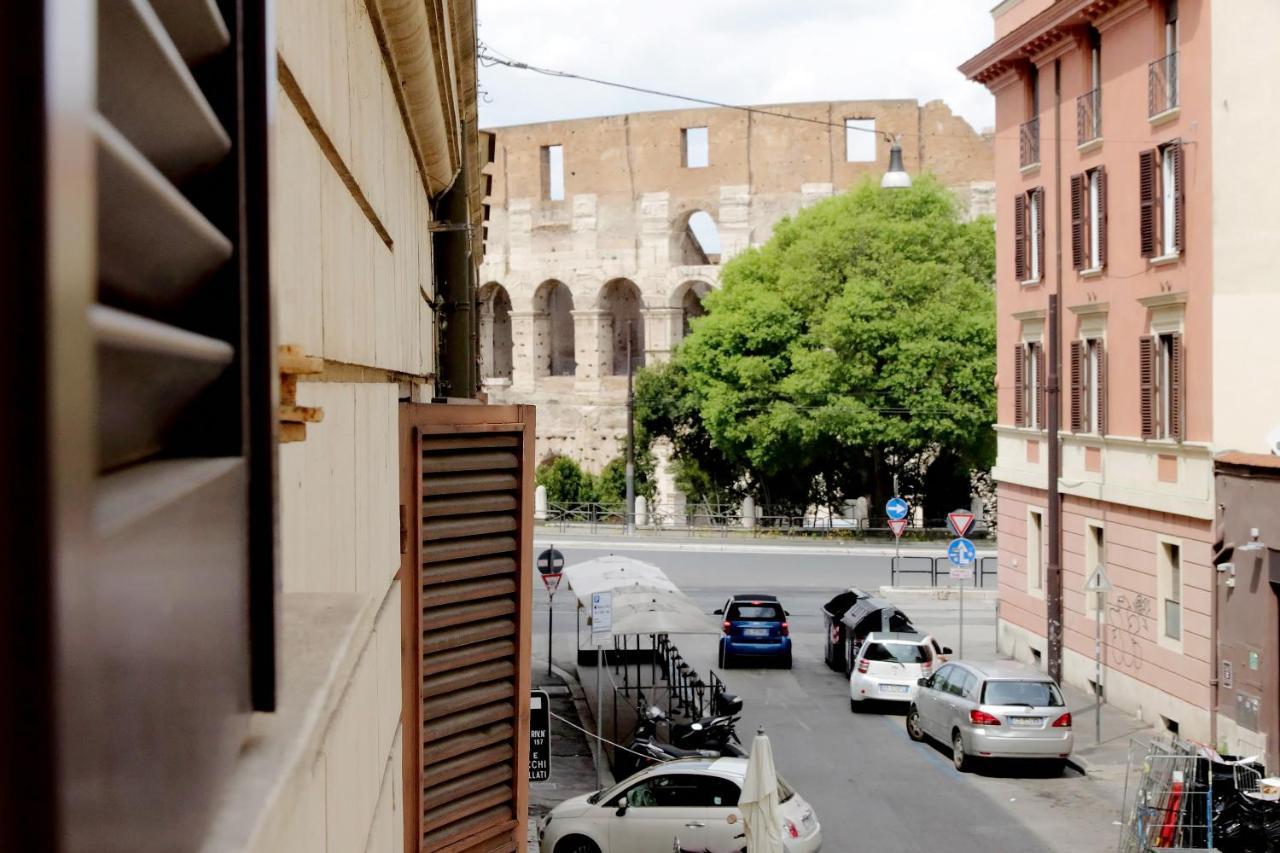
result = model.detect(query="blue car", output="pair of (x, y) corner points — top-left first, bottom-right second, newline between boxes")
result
(715, 594), (792, 669)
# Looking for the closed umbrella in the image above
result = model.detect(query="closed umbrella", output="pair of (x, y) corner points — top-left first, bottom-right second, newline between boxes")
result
(739, 727), (783, 853)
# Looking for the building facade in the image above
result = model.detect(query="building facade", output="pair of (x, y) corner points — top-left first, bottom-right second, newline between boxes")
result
(478, 101), (996, 474)
(964, 0), (1280, 759)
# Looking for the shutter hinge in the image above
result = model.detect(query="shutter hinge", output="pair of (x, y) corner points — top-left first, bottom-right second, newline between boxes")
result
(399, 504), (408, 555)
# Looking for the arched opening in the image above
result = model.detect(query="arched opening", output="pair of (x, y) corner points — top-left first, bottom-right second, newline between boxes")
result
(533, 280), (575, 377)
(673, 280), (711, 339)
(478, 283), (513, 380)
(673, 210), (722, 265)
(598, 278), (644, 375)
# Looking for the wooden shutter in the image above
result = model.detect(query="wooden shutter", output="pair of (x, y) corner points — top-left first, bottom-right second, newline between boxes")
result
(1014, 342), (1026, 427)
(1035, 188), (1046, 281)
(1097, 340), (1108, 435)
(1140, 336), (1158, 438)
(1070, 174), (1086, 271)
(1169, 332), (1185, 440)
(1171, 142), (1186, 252)
(1069, 340), (1084, 432)
(1139, 149), (1158, 257)
(401, 403), (535, 853)
(1097, 166), (1109, 268)
(1013, 194), (1027, 282)
(1035, 343), (1046, 429)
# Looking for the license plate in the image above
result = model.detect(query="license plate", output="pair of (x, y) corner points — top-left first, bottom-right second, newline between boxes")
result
(1009, 716), (1043, 727)
(743, 628), (769, 637)
(880, 684), (910, 694)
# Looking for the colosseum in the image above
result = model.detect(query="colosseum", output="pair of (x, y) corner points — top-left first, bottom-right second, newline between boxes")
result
(478, 99), (994, 490)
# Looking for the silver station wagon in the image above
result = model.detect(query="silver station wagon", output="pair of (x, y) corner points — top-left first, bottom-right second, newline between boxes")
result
(906, 660), (1074, 772)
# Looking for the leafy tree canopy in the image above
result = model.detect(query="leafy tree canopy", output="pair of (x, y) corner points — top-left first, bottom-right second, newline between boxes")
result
(636, 176), (995, 513)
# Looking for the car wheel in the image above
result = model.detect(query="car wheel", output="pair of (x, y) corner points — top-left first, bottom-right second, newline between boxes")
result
(781, 651), (792, 670)
(952, 730), (972, 772)
(906, 706), (925, 741)
(554, 835), (601, 853)
(718, 644), (726, 669)
(850, 697), (860, 713)
(1048, 759), (1068, 776)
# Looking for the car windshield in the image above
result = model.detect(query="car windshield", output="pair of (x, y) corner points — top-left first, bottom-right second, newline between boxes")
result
(982, 679), (1065, 707)
(730, 603), (782, 621)
(862, 642), (931, 664)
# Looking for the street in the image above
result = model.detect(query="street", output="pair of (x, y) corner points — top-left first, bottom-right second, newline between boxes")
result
(533, 539), (1124, 852)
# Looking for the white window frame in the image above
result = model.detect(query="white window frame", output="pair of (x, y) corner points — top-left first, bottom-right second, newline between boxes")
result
(1084, 520), (1105, 617)
(1084, 337), (1101, 434)
(1159, 145), (1178, 257)
(1026, 191), (1041, 282)
(1027, 507), (1045, 598)
(1155, 331), (1176, 439)
(1087, 168), (1102, 270)
(1023, 340), (1042, 429)
(1156, 535), (1184, 652)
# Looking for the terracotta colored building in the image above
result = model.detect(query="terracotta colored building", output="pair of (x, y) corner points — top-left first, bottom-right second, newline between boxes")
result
(963, 0), (1280, 759)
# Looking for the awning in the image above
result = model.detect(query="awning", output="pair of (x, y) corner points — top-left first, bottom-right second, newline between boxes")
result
(561, 555), (680, 606)
(561, 556), (718, 636)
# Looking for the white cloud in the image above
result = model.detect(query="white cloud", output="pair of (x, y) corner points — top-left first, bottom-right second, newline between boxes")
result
(477, 0), (996, 133)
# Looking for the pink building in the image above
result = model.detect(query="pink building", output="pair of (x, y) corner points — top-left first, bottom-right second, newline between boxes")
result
(963, 0), (1280, 757)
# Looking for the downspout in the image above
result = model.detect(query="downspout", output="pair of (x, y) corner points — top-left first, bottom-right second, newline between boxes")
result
(1046, 59), (1065, 683)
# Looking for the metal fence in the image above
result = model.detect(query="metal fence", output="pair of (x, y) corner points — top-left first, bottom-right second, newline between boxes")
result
(889, 554), (998, 588)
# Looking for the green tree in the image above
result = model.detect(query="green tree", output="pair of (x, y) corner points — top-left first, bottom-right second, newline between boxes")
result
(636, 176), (995, 513)
(535, 456), (598, 504)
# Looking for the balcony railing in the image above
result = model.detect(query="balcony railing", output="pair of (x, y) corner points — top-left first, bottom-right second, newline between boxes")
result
(1019, 117), (1040, 168)
(1077, 88), (1101, 146)
(1149, 51), (1179, 117)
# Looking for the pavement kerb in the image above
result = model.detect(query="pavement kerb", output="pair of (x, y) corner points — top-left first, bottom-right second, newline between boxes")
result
(541, 657), (616, 788)
(878, 586), (1000, 602)
(534, 536), (997, 559)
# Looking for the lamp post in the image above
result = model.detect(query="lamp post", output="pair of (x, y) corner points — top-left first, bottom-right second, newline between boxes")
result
(881, 135), (913, 189)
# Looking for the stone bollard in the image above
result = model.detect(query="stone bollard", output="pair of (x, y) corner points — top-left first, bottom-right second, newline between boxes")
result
(635, 495), (648, 527)
(854, 496), (869, 529)
(741, 496), (755, 529)
(534, 484), (547, 521)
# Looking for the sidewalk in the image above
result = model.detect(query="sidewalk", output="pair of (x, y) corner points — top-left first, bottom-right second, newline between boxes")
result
(533, 529), (996, 557)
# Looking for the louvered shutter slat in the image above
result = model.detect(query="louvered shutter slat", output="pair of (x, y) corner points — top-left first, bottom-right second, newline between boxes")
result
(1035, 189), (1046, 282)
(149, 0), (230, 63)
(1035, 344), (1046, 429)
(1013, 195), (1027, 282)
(1097, 167), (1109, 268)
(1139, 150), (1158, 257)
(1170, 332), (1185, 440)
(1013, 342), (1026, 427)
(1097, 340), (1108, 435)
(1070, 175), (1085, 271)
(98, 0), (231, 180)
(1069, 340), (1084, 432)
(1172, 143), (1186, 253)
(1140, 336), (1157, 438)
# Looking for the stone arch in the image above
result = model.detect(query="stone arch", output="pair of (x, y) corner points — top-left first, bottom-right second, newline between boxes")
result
(670, 279), (713, 339)
(478, 282), (513, 380)
(670, 209), (722, 265)
(597, 278), (645, 375)
(532, 279), (575, 377)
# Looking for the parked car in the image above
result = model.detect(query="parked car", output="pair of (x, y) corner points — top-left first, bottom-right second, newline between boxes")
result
(849, 631), (951, 710)
(820, 588), (915, 675)
(715, 594), (791, 669)
(537, 757), (822, 853)
(906, 660), (1074, 772)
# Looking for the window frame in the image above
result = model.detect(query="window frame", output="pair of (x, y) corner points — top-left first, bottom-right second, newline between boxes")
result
(1160, 145), (1178, 257)
(1025, 189), (1042, 283)
(1157, 536), (1184, 651)
(1027, 507), (1045, 598)
(681, 126), (709, 169)
(541, 143), (565, 201)
(844, 117), (877, 163)
(1084, 520), (1106, 617)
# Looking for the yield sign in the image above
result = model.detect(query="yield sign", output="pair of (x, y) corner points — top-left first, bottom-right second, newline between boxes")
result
(1084, 564), (1113, 593)
(888, 518), (909, 538)
(947, 511), (975, 539)
(541, 572), (562, 595)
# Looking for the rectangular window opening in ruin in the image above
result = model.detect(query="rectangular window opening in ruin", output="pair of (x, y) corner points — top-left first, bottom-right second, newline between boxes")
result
(541, 144), (565, 200)
(682, 126), (709, 168)
(845, 118), (876, 162)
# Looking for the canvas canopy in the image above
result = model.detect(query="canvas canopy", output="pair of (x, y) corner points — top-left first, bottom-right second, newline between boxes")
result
(561, 555), (680, 606)
(561, 556), (717, 636)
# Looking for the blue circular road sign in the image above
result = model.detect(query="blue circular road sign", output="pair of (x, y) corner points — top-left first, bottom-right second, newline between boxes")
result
(886, 497), (909, 521)
(947, 538), (977, 567)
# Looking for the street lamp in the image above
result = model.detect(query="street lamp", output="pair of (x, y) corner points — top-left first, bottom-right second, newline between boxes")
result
(881, 135), (912, 189)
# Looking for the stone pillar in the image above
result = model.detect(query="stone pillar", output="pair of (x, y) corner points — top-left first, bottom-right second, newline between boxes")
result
(639, 191), (671, 270)
(643, 306), (683, 364)
(510, 310), (543, 393)
(853, 496), (869, 528)
(478, 299), (495, 379)
(652, 437), (685, 525)
(635, 495), (648, 527)
(572, 308), (610, 389)
(741, 496), (756, 529)
(507, 198), (534, 273)
(718, 185), (751, 261)
(572, 193), (598, 264)
(535, 484), (548, 520)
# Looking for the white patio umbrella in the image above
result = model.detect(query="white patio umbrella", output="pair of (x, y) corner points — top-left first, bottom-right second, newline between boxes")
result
(739, 727), (783, 853)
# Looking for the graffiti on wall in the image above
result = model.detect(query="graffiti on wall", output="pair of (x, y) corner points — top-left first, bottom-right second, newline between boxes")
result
(1107, 592), (1153, 671)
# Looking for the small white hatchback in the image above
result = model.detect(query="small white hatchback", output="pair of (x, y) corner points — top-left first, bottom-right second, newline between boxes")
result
(849, 631), (949, 709)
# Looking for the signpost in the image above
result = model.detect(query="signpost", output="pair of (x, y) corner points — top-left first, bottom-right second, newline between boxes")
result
(590, 591), (613, 789)
(538, 547), (566, 677)
(529, 690), (551, 782)
(1084, 563), (1113, 745)
(948, 537), (977, 657)
(886, 497), (909, 583)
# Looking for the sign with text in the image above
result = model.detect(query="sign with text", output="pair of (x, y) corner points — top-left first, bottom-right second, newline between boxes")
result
(946, 511), (975, 539)
(591, 591), (613, 647)
(529, 690), (551, 782)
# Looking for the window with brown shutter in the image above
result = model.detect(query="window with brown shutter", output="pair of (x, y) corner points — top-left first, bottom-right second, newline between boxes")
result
(1034, 188), (1046, 282)
(1171, 142), (1185, 253)
(1069, 339), (1084, 432)
(1169, 331), (1185, 440)
(1013, 342), (1026, 427)
(1096, 166), (1109, 268)
(1140, 335), (1158, 438)
(1139, 149), (1158, 257)
(1096, 340), (1108, 435)
(1035, 342), (1046, 429)
(1070, 174), (1086, 271)
(400, 403), (535, 853)
(1014, 194), (1027, 282)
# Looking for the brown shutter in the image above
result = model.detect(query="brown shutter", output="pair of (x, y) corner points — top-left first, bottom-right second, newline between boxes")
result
(1097, 340), (1108, 435)
(1172, 142), (1186, 253)
(1014, 343), (1026, 427)
(1139, 149), (1158, 257)
(1069, 339), (1084, 432)
(1169, 332), (1185, 440)
(1035, 343), (1046, 429)
(1097, 166), (1109, 268)
(1035, 188), (1046, 282)
(1014, 194), (1027, 282)
(1070, 174), (1086, 271)
(1140, 336), (1157, 438)
(401, 403), (535, 853)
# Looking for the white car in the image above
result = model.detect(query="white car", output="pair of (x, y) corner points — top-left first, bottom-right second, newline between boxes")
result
(537, 757), (822, 853)
(849, 631), (950, 709)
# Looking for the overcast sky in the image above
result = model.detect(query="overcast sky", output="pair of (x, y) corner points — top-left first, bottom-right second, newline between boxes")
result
(477, 0), (997, 133)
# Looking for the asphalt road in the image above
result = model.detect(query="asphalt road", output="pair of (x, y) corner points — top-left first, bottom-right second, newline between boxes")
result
(532, 540), (1123, 853)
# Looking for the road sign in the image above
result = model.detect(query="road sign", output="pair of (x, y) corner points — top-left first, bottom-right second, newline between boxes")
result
(947, 537), (976, 567)
(541, 572), (562, 594)
(886, 497), (909, 521)
(591, 591), (613, 646)
(537, 547), (565, 576)
(529, 690), (551, 782)
(947, 511), (975, 539)
(888, 518), (908, 538)
(1084, 564), (1113, 593)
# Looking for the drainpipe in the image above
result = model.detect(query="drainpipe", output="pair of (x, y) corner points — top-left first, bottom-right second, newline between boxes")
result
(1046, 58), (1065, 684)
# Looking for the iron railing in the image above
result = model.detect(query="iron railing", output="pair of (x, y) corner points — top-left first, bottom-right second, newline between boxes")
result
(889, 554), (999, 588)
(1020, 117), (1040, 168)
(1077, 88), (1101, 145)
(1149, 51), (1179, 117)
